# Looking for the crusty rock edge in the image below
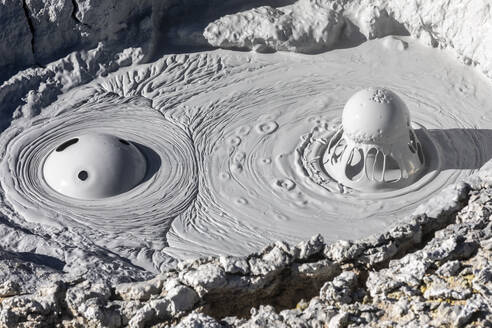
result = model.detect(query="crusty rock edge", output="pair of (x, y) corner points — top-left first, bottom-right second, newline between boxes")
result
(0, 170), (489, 327)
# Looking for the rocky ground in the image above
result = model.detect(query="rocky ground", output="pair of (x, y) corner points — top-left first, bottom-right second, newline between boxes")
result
(0, 175), (489, 327)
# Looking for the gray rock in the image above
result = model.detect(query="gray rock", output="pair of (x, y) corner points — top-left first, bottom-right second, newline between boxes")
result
(65, 280), (118, 327)
(204, 3), (346, 54)
(219, 256), (250, 275)
(295, 234), (325, 260)
(324, 240), (365, 263)
(174, 311), (223, 328)
(180, 263), (227, 295)
(24, 0), (79, 63)
(320, 271), (358, 304)
(423, 278), (472, 300)
(0, 0), (35, 73)
(128, 298), (170, 328)
(328, 311), (349, 328)
(248, 256), (285, 276)
(0, 281), (65, 327)
(292, 259), (340, 279)
(453, 295), (486, 327)
(167, 285), (199, 315)
(73, 0), (152, 42)
(0, 281), (20, 297)
(115, 276), (164, 301)
(119, 300), (145, 326)
(435, 260), (461, 277)
(243, 305), (289, 328)
(0, 296), (48, 327)
(204, 0), (492, 81)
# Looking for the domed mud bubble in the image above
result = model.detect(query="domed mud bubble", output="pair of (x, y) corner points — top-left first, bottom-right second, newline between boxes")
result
(43, 133), (147, 199)
(324, 87), (425, 192)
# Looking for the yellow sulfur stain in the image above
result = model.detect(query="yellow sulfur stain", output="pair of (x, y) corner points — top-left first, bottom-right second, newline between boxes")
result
(296, 302), (308, 311)
(387, 291), (404, 300)
(462, 274), (474, 284)
(426, 297), (467, 305)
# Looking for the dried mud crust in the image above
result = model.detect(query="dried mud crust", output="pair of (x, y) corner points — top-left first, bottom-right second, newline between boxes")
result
(0, 179), (489, 327)
(204, 0), (492, 79)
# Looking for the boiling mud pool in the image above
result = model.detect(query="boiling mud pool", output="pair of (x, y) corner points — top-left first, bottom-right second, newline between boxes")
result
(1, 37), (491, 267)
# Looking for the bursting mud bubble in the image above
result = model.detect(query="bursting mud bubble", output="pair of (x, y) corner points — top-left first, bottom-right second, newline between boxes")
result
(323, 87), (426, 192)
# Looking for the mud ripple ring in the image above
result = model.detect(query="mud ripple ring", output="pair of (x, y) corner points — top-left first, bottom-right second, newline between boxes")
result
(0, 95), (197, 243)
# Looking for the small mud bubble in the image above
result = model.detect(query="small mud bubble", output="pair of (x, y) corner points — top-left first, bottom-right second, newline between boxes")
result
(295, 199), (309, 207)
(273, 213), (289, 222)
(233, 151), (246, 163)
(236, 126), (251, 136)
(229, 136), (242, 146)
(231, 163), (243, 173)
(237, 197), (248, 205)
(275, 178), (296, 191)
(255, 121), (279, 135)
(220, 172), (231, 180)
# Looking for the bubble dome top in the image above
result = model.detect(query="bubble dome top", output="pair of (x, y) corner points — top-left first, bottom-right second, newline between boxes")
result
(324, 88), (425, 191)
(42, 133), (147, 200)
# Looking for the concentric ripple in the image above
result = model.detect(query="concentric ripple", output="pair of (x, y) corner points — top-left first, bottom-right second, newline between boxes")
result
(166, 38), (492, 258)
(0, 93), (197, 250)
(1, 40), (491, 264)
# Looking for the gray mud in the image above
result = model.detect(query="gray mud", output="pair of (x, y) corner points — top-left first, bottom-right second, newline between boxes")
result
(0, 0), (490, 327)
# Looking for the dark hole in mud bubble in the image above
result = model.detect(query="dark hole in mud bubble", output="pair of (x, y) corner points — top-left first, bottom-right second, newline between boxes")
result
(119, 139), (130, 145)
(56, 138), (79, 152)
(78, 170), (88, 181)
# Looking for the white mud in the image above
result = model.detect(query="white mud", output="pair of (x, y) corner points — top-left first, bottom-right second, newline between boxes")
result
(1, 37), (490, 271)
(0, 92), (198, 272)
(166, 38), (492, 260)
(204, 0), (492, 80)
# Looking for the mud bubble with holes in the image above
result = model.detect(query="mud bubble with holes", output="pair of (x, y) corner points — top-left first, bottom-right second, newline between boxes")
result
(0, 93), (198, 272)
(43, 133), (147, 200)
